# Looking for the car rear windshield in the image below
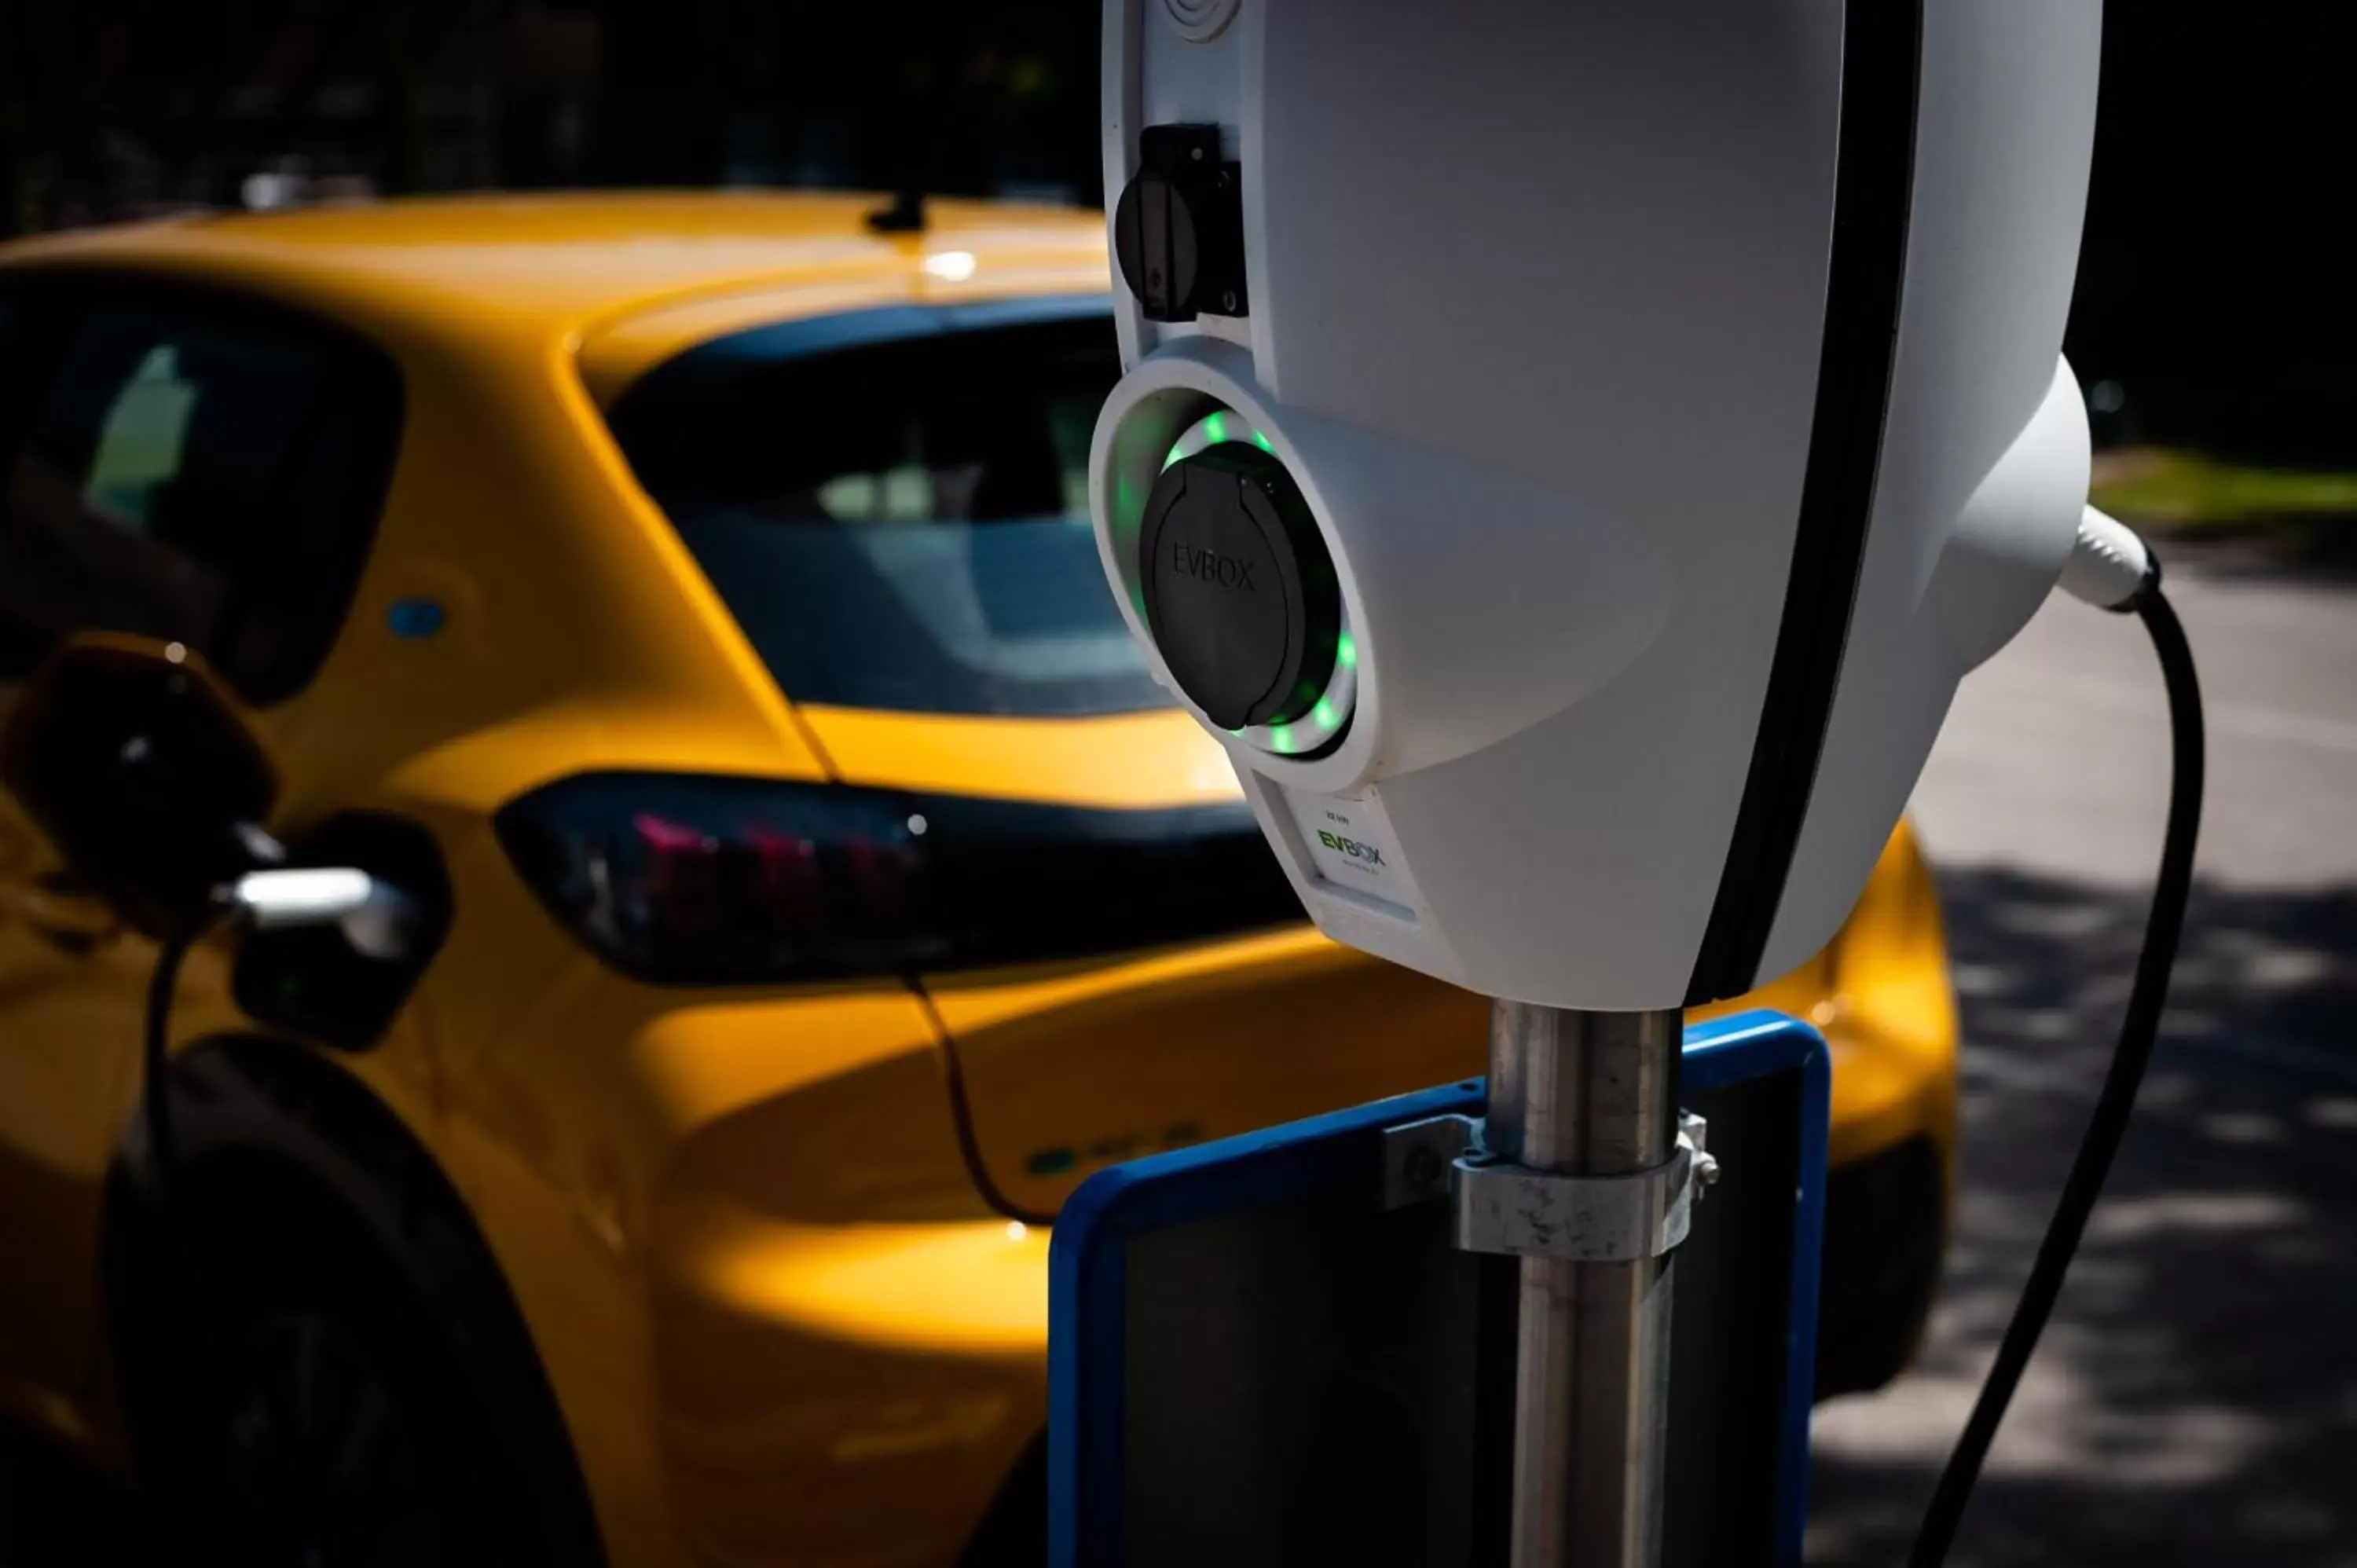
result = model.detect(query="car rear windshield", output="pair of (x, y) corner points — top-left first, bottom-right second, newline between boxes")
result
(603, 299), (1168, 718)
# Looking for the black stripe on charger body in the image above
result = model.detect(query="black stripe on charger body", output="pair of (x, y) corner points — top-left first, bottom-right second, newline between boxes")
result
(1685, 0), (1927, 1006)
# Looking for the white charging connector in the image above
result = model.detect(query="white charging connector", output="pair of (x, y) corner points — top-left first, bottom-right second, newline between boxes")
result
(2059, 505), (2159, 612)
(225, 867), (417, 961)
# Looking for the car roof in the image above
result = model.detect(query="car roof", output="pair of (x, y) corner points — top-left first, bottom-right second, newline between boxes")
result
(0, 192), (1112, 368)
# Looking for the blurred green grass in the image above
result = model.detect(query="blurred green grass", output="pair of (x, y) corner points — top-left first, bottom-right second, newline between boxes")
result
(2092, 449), (2357, 538)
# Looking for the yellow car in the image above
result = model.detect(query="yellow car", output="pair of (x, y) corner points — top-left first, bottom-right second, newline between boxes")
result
(0, 195), (1955, 1566)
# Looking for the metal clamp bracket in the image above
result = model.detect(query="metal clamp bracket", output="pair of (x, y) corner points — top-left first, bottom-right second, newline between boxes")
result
(1380, 1112), (1483, 1210)
(1445, 1113), (1718, 1263)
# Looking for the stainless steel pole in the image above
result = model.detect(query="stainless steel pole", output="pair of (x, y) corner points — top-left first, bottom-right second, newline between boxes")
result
(1486, 1002), (1683, 1568)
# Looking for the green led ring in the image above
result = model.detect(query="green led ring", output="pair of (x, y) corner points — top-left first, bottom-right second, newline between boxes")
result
(1161, 409), (1358, 758)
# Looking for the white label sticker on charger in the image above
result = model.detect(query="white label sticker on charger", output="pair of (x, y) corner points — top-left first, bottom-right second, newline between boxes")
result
(1279, 788), (1423, 918)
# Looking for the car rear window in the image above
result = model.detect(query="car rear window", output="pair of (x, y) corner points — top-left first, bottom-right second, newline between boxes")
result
(603, 299), (1168, 718)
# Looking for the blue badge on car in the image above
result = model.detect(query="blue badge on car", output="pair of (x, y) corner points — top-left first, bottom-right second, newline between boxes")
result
(388, 596), (446, 639)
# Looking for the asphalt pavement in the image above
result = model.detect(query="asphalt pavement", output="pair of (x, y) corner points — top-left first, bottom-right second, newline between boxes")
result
(1809, 549), (2357, 1566)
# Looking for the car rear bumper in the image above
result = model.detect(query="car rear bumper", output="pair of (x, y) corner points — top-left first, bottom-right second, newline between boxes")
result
(643, 1116), (1945, 1568)
(648, 1201), (1049, 1568)
(636, 1024), (1946, 1568)
(1815, 1133), (1945, 1398)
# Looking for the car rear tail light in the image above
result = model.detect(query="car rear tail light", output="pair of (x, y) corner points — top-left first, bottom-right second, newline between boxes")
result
(495, 775), (937, 984)
(494, 772), (1303, 985)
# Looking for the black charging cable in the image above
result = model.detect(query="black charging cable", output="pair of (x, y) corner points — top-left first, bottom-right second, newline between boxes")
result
(140, 895), (236, 1237)
(1908, 570), (2205, 1566)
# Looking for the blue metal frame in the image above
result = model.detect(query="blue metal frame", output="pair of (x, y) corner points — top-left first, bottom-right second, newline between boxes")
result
(1047, 1008), (1830, 1568)
(1686, 1010), (1832, 1557)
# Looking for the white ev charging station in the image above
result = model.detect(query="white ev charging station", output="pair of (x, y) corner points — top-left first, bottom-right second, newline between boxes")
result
(1080, 4), (2199, 1566)
(1091, 2), (2102, 1010)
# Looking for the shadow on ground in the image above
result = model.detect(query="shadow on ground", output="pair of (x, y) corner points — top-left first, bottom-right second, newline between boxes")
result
(1809, 867), (2357, 1568)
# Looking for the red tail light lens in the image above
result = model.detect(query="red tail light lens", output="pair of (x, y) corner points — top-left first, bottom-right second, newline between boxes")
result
(495, 772), (1305, 986)
(495, 774), (940, 984)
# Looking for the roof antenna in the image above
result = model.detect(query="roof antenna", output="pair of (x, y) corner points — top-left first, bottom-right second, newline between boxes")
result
(867, 188), (926, 234)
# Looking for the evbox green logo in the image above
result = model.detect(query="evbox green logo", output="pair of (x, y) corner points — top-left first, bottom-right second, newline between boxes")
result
(1316, 829), (1385, 868)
